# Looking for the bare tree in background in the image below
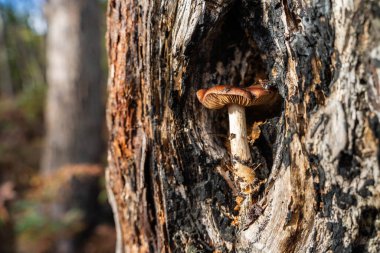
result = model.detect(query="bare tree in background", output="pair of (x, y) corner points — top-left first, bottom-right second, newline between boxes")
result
(0, 11), (13, 97)
(106, 0), (380, 252)
(43, 0), (105, 252)
(43, 0), (104, 172)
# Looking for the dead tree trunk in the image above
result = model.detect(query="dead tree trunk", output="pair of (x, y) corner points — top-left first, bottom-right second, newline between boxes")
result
(106, 0), (380, 252)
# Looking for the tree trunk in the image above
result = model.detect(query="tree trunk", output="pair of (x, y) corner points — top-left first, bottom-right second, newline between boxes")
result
(106, 0), (380, 252)
(42, 0), (105, 252)
(42, 0), (104, 172)
(0, 11), (13, 97)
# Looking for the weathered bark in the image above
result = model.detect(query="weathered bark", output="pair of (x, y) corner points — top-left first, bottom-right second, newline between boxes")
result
(106, 0), (380, 252)
(42, 0), (104, 172)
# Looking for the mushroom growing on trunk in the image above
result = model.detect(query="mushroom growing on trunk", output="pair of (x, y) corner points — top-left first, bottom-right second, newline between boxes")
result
(196, 84), (277, 194)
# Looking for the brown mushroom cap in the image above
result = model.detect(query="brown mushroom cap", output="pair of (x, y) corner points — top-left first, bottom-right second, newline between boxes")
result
(197, 84), (275, 109)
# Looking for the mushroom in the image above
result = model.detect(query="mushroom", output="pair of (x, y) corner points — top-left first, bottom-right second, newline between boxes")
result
(197, 83), (276, 194)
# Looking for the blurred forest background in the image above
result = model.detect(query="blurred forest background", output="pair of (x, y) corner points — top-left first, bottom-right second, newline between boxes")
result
(0, 0), (115, 252)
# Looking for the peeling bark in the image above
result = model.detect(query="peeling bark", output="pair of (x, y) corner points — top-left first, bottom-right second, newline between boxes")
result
(106, 0), (380, 252)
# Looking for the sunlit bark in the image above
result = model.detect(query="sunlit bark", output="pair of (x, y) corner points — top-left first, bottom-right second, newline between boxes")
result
(106, 0), (380, 252)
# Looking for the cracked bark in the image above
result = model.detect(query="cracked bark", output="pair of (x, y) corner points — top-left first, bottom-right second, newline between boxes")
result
(106, 0), (380, 252)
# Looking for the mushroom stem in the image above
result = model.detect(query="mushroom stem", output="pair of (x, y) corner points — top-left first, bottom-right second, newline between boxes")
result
(228, 104), (255, 193)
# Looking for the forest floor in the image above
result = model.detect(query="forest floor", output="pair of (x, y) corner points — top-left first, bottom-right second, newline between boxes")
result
(0, 87), (115, 253)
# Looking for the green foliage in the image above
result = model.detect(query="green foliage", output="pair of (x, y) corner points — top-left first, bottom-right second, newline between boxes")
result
(13, 199), (84, 243)
(0, 90), (45, 196)
(14, 199), (84, 236)
(0, 4), (46, 185)
(0, 6), (46, 95)
(97, 177), (108, 204)
(0, 82), (46, 156)
(14, 201), (47, 235)
(17, 83), (46, 122)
